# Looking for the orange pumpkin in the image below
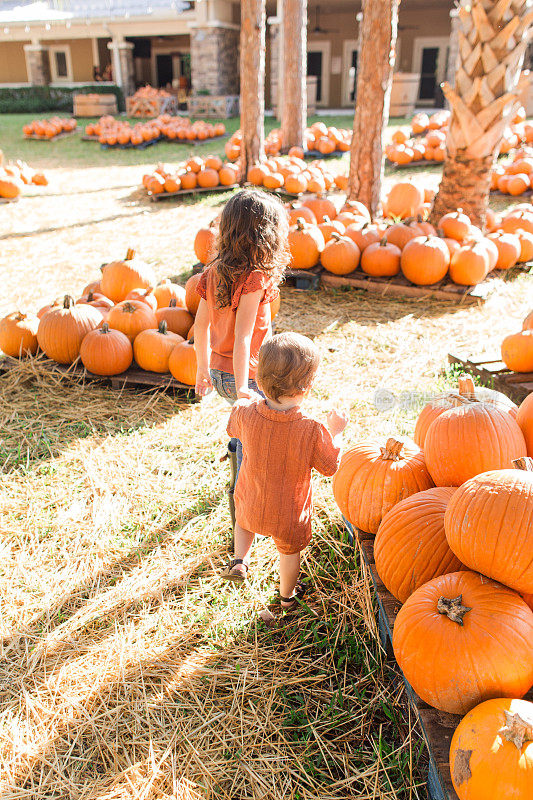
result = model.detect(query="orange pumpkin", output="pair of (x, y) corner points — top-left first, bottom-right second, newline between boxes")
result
(197, 168), (219, 189)
(194, 222), (217, 265)
(439, 209), (472, 242)
(153, 279), (187, 309)
(383, 182), (424, 220)
(320, 233), (360, 275)
(360, 238), (401, 277)
(318, 216), (345, 243)
(501, 330), (533, 372)
(384, 221), (422, 251)
(286, 202), (317, 226)
(80, 323), (133, 376)
(374, 487), (461, 603)
(169, 338), (197, 385)
(37, 295), (102, 364)
(400, 235), (450, 285)
(344, 222), (381, 252)
(185, 273), (202, 316)
(449, 698), (533, 800)
(487, 232), (521, 269)
(517, 393), (533, 456)
(106, 300), (158, 343)
(393, 570), (533, 714)
(288, 218), (325, 269)
(125, 288), (158, 311)
(332, 437), (434, 534)
(449, 242), (489, 285)
(424, 403), (527, 486)
(0, 311), (39, 357)
(133, 320), (184, 373)
(302, 195), (337, 224)
(156, 300), (194, 338)
(101, 249), (156, 303)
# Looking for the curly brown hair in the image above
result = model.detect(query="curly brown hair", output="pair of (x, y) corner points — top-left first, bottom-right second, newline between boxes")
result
(212, 189), (289, 308)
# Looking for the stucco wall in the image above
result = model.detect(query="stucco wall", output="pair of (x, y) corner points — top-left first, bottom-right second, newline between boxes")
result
(46, 38), (94, 81)
(0, 41), (30, 82)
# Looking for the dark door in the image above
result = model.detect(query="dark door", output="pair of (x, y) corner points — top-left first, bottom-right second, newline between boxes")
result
(418, 47), (439, 101)
(307, 51), (323, 103)
(156, 54), (173, 87)
(349, 50), (358, 103)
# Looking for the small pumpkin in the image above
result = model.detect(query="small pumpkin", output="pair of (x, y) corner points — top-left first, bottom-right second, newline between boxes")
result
(487, 231), (521, 270)
(286, 202), (316, 226)
(301, 195), (337, 224)
(400, 235), (450, 285)
(288, 218), (325, 270)
(156, 300), (194, 338)
(360, 238), (401, 277)
(383, 182), (424, 220)
(106, 300), (158, 343)
(76, 291), (114, 312)
(344, 222), (381, 251)
(0, 311), (39, 357)
(384, 220), (422, 251)
(438, 209), (471, 242)
(194, 222), (217, 265)
(80, 322), (133, 376)
(185, 273), (202, 316)
(501, 330), (533, 373)
(332, 437), (434, 535)
(393, 570), (533, 714)
(153, 279), (187, 310)
(449, 698), (533, 800)
(321, 232), (360, 275)
(133, 320), (184, 373)
(101, 249), (156, 303)
(318, 216), (345, 243)
(169, 338), (197, 385)
(449, 242), (489, 286)
(37, 295), (102, 364)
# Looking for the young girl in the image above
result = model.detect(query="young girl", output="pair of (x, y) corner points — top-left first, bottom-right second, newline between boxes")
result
(223, 332), (347, 618)
(194, 189), (289, 471)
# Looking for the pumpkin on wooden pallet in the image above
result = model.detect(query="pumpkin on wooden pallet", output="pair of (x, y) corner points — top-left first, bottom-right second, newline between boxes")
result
(321, 232), (360, 275)
(101, 249), (156, 303)
(169, 338), (197, 386)
(374, 487), (461, 604)
(517, 393), (533, 456)
(37, 295), (102, 365)
(0, 312), (39, 357)
(194, 222), (218, 265)
(393, 570), (533, 715)
(449, 698), (533, 800)
(133, 321), (184, 373)
(400, 235), (450, 285)
(502, 330), (533, 373)
(106, 300), (158, 343)
(444, 458), (533, 594)
(360, 239), (401, 277)
(80, 323), (133, 376)
(288, 218), (325, 270)
(332, 436), (434, 535)
(156, 300), (194, 339)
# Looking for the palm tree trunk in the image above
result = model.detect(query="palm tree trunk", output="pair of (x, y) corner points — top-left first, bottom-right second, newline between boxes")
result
(240, 0), (266, 181)
(347, 0), (400, 217)
(281, 0), (307, 151)
(430, 0), (533, 229)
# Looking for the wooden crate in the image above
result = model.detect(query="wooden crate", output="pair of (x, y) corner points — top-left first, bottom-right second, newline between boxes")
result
(126, 94), (177, 118)
(0, 356), (197, 398)
(342, 519), (533, 800)
(448, 352), (533, 403)
(73, 94), (118, 117)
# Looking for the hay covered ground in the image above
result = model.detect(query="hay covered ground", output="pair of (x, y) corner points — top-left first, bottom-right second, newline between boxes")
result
(0, 113), (531, 799)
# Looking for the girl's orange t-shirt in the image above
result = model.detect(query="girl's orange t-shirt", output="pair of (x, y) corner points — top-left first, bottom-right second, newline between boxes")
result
(197, 266), (279, 377)
(227, 398), (341, 554)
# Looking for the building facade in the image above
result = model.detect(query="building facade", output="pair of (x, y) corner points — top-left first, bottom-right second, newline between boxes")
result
(0, 0), (483, 110)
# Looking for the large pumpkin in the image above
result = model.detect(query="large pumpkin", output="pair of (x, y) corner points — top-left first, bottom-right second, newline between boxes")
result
(517, 393), (533, 456)
(374, 487), (462, 603)
(501, 330), (533, 373)
(301, 195), (337, 224)
(100, 249), (156, 303)
(332, 437), (434, 534)
(320, 232), (360, 275)
(169, 338), (197, 385)
(449, 698), (533, 800)
(383, 182), (424, 220)
(80, 323), (133, 376)
(0, 311), (39, 357)
(106, 300), (158, 343)
(360, 239), (401, 277)
(414, 374), (518, 448)
(37, 295), (102, 364)
(400, 236), (450, 285)
(392, 570), (533, 714)
(133, 321), (184, 373)
(156, 300), (194, 338)
(449, 243), (489, 286)
(424, 403), (526, 486)
(288, 218), (325, 269)
(444, 458), (533, 593)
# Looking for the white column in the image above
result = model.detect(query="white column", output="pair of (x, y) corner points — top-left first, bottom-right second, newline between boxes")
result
(92, 37), (100, 70)
(107, 38), (123, 88)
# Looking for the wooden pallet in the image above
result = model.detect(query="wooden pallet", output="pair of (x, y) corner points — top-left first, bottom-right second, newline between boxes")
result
(148, 184), (239, 201)
(320, 264), (530, 303)
(0, 196), (20, 204)
(448, 352), (533, 403)
(284, 265), (323, 290)
(81, 135), (101, 142)
(386, 159), (443, 169)
(161, 134), (227, 146)
(23, 130), (77, 141)
(0, 356), (197, 397)
(101, 136), (162, 151)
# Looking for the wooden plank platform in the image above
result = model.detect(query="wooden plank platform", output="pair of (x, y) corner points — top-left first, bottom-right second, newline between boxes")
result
(23, 130), (77, 141)
(148, 184), (239, 201)
(320, 263), (530, 304)
(160, 134), (227, 146)
(448, 352), (533, 403)
(0, 196), (20, 204)
(284, 265), (323, 290)
(386, 159), (443, 169)
(101, 136), (162, 151)
(343, 517), (533, 800)
(0, 356), (197, 398)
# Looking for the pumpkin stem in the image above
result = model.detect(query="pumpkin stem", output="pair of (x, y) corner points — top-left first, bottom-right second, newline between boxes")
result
(63, 295), (74, 309)
(87, 291), (94, 302)
(380, 237), (388, 246)
(499, 709), (533, 750)
(122, 302), (137, 314)
(330, 232), (342, 242)
(380, 438), (404, 461)
(189, 336), (195, 345)
(125, 247), (135, 261)
(323, 215), (331, 223)
(169, 299), (177, 308)
(513, 457), (533, 471)
(158, 320), (168, 335)
(100, 322), (110, 334)
(458, 374), (475, 396)
(437, 595), (472, 625)
(296, 217), (306, 231)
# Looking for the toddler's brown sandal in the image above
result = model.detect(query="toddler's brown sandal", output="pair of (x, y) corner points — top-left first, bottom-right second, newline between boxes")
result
(221, 558), (249, 583)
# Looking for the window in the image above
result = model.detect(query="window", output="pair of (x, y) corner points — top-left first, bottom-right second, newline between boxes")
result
(49, 46), (73, 82)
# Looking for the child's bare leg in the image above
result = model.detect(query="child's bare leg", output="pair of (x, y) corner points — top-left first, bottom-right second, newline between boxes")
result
(279, 552), (301, 606)
(230, 523), (255, 577)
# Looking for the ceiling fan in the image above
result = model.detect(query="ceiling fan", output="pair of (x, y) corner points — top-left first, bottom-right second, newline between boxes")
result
(308, 5), (339, 35)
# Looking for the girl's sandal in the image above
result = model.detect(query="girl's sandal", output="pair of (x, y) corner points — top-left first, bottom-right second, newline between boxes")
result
(221, 558), (249, 583)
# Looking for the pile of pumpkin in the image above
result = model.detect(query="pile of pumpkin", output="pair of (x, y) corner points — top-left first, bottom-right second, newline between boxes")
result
(224, 122), (351, 162)
(491, 148), (533, 196)
(333, 373), (533, 800)
(85, 115), (162, 147)
(159, 117), (226, 142)
(22, 117), (77, 139)
(247, 155), (347, 195)
(282, 182), (531, 285)
(0, 159), (48, 199)
(0, 250), (205, 386)
(142, 156), (239, 195)
(501, 307), (533, 374)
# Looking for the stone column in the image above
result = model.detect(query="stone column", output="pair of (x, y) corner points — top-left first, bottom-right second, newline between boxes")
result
(23, 44), (50, 86)
(190, 25), (240, 96)
(446, 9), (460, 88)
(107, 40), (135, 95)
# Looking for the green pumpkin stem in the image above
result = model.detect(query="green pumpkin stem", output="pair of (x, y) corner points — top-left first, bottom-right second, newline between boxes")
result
(296, 217), (306, 231)
(63, 295), (75, 309)
(158, 320), (168, 335)
(380, 237), (388, 246)
(437, 595), (472, 625)
(100, 322), (110, 334)
(122, 302), (137, 314)
(169, 299), (177, 308)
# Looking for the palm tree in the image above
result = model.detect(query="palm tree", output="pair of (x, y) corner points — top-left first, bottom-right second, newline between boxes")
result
(431, 0), (533, 228)
(347, 0), (401, 217)
(240, 0), (266, 180)
(281, 0), (307, 151)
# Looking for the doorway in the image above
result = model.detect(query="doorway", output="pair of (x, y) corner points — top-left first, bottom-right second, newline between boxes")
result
(412, 37), (449, 105)
(342, 40), (358, 106)
(307, 41), (330, 106)
(156, 54), (173, 87)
